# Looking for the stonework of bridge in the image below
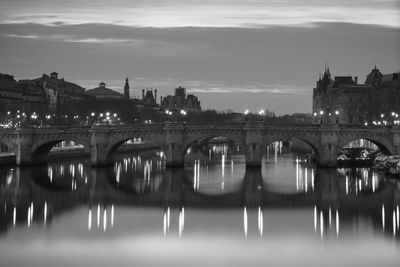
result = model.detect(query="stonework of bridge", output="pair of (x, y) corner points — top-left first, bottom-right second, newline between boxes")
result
(1, 123), (400, 167)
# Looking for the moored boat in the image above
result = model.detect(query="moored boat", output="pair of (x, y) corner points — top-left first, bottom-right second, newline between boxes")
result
(373, 155), (400, 176)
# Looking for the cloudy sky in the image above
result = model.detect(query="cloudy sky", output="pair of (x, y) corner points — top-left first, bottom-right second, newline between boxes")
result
(0, 0), (399, 114)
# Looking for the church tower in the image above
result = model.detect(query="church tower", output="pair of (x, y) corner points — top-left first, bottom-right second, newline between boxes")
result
(124, 77), (130, 99)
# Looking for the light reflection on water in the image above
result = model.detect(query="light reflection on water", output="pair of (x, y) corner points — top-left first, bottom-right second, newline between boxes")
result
(0, 142), (399, 266)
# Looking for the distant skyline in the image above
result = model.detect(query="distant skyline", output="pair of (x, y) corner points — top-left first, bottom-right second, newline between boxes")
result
(0, 0), (399, 114)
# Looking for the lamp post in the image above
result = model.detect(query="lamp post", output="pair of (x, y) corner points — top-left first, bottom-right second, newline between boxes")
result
(258, 109), (265, 121)
(319, 110), (324, 124)
(90, 112), (96, 125)
(244, 109), (250, 123)
(180, 109), (187, 123)
(335, 110), (339, 124)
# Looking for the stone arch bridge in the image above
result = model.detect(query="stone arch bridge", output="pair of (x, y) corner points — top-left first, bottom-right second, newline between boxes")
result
(1, 123), (400, 167)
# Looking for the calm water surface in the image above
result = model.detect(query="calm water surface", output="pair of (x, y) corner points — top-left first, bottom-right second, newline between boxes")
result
(0, 143), (399, 267)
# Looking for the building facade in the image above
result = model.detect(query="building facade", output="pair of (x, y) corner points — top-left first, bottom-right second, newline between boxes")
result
(0, 73), (48, 114)
(28, 72), (90, 106)
(0, 72), (96, 115)
(85, 82), (125, 99)
(312, 66), (400, 125)
(160, 86), (201, 112)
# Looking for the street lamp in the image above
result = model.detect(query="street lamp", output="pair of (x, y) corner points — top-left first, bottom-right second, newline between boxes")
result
(244, 109), (249, 115)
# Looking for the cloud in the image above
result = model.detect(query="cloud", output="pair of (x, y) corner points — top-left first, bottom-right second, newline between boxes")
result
(0, 0), (399, 28)
(4, 34), (40, 39)
(4, 33), (153, 45)
(70, 77), (307, 96)
(185, 80), (308, 94)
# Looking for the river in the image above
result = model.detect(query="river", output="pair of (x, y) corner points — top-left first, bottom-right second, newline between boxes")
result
(0, 142), (399, 267)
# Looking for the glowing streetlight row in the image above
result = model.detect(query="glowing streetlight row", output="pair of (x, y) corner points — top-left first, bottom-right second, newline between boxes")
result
(243, 109), (265, 115)
(313, 110), (339, 117)
(164, 109), (187, 116)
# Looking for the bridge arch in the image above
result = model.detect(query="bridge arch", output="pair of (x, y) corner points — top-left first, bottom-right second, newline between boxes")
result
(31, 139), (90, 165)
(263, 136), (319, 160)
(183, 134), (245, 155)
(103, 136), (165, 165)
(265, 136), (318, 151)
(337, 137), (393, 155)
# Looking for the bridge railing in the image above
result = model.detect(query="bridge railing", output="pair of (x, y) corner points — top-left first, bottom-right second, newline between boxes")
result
(0, 122), (398, 132)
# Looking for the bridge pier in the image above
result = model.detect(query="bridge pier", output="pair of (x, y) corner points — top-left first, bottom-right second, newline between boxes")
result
(165, 143), (185, 168)
(245, 143), (264, 168)
(90, 144), (113, 166)
(316, 143), (338, 167)
(15, 144), (33, 165)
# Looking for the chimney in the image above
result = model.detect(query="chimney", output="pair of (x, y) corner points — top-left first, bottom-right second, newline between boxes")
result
(155, 89), (157, 103)
(354, 76), (358, 84)
(142, 89), (145, 99)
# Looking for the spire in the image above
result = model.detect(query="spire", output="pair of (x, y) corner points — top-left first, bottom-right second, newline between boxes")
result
(124, 77), (130, 99)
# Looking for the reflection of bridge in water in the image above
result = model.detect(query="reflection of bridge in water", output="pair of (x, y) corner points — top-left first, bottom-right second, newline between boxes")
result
(1, 166), (399, 237)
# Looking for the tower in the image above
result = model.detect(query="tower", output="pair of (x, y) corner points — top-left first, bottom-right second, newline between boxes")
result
(124, 77), (130, 99)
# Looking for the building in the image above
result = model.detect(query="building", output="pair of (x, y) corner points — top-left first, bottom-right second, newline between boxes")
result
(140, 88), (158, 107)
(161, 86), (201, 112)
(85, 82), (125, 99)
(0, 73), (48, 114)
(0, 73), (24, 112)
(26, 72), (89, 106)
(0, 71), (96, 115)
(312, 66), (400, 125)
(124, 78), (130, 99)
